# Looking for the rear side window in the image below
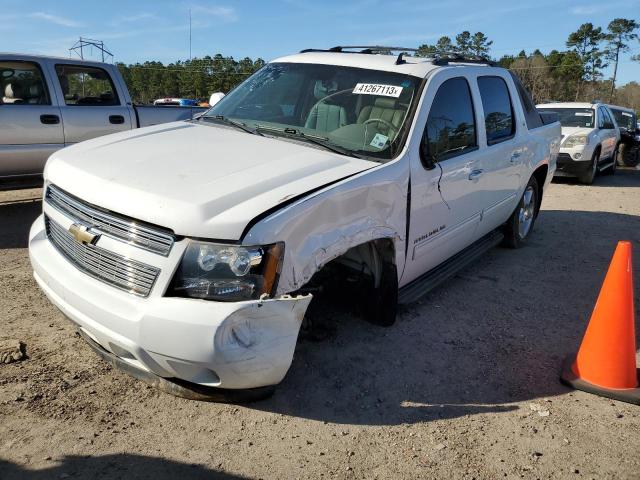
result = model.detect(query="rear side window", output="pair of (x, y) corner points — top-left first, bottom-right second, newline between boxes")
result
(0, 60), (50, 105)
(423, 77), (477, 162)
(478, 76), (515, 144)
(509, 73), (543, 130)
(611, 109), (636, 130)
(55, 64), (120, 106)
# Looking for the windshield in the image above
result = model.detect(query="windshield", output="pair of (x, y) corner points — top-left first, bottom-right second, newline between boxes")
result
(537, 108), (595, 128)
(204, 62), (422, 161)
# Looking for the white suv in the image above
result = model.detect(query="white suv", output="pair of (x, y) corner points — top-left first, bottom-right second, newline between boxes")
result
(536, 102), (620, 184)
(29, 47), (560, 400)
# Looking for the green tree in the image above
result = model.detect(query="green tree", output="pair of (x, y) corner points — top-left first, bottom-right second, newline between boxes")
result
(455, 31), (472, 55)
(566, 23), (607, 99)
(497, 54), (516, 69)
(417, 36), (455, 57)
(605, 18), (639, 101)
(416, 44), (437, 57)
(436, 36), (455, 55)
(470, 32), (493, 57)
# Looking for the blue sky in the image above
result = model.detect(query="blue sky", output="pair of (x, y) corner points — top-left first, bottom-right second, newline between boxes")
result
(2, 0), (639, 84)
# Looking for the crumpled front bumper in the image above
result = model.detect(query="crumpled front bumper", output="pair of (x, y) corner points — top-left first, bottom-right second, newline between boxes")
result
(29, 214), (312, 391)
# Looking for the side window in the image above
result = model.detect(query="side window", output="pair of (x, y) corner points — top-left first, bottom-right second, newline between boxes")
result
(55, 65), (120, 106)
(597, 107), (606, 128)
(611, 109), (635, 130)
(509, 72), (543, 130)
(477, 76), (515, 144)
(423, 77), (477, 163)
(0, 60), (50, 105)
(603, 108), (615, 128)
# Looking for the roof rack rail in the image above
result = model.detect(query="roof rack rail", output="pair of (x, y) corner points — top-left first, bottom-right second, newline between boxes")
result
(431, 53), (496, 67)
(299, 45), (418, 54)
(297, 47), (497, 67)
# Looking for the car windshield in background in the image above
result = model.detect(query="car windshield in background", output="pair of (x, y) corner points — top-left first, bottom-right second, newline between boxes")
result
(537, 108), (595, 128)
(203, 62), (421, 161)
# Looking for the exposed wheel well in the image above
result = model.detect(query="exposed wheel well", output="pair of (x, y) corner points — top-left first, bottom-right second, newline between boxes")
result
(299, 238), (396, 291)
(297, 238), (398, 326)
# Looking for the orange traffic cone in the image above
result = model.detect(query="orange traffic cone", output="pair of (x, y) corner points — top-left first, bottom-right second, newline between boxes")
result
(560, 241), (640, 405)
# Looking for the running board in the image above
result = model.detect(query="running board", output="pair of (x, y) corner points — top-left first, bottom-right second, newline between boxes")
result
(398, 230), (504, 305)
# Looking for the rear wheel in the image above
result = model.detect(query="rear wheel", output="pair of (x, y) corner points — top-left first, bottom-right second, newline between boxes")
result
(502, 176), (539, 249)
(578, 149), (599, 185)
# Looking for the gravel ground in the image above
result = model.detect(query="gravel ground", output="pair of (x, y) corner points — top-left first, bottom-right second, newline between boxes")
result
(1, 169), (639, 480)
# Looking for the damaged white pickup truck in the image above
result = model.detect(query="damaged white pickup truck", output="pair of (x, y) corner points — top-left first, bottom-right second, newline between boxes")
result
(29, 47), (560, 401)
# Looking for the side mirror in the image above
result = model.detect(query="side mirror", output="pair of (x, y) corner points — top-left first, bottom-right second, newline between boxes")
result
(419, 136), (436, 170)
(208, 92), (225, 108)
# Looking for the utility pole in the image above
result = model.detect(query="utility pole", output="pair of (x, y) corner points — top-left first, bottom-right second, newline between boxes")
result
(189, 9), (192, 61)
(69, 37), (113, 63)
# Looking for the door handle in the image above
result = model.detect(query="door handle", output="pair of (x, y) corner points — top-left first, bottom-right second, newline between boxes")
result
(109, 115), (125, 125)
(40, 114), (60, 125)
(510, 151), (522, 163)
(468, 169), (484, 181)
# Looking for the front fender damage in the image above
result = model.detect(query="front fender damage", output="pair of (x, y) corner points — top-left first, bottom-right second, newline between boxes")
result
(245, 165), (409, 296)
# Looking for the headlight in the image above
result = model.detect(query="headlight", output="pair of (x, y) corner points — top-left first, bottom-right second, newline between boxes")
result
(168, 241), (284, 301)
(564, 134), (589, 148)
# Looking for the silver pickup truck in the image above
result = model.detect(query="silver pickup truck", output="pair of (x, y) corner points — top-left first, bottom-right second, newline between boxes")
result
(0, 53), (207, 184)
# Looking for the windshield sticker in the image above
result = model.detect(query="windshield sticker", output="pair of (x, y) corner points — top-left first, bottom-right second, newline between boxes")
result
(575, 112), (592, 116)
(353, 83), (403, 98)
(622, 112), (632, 117)
(370, 133), (389, 149)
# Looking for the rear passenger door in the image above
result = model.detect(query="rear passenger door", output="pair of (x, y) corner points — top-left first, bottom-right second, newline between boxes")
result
(52, 63), (133, 144)
(473, 75), (526, 232)
(0, 59), (64, 177)
(597, 107), (617, 160)
(403, 75), (486, 285)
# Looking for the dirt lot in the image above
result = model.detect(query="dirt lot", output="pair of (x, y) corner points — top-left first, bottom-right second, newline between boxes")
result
(1, 169), (639, 480)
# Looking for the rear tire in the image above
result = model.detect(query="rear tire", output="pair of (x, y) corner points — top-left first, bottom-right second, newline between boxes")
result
(578, 149), (599, 185)
(502, 175), (539, 249)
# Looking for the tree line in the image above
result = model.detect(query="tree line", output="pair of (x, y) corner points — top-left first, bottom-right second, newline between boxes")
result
(416, 18), (639, 110)
(116, 55), (265, 104)
(116, 18), (639, 113)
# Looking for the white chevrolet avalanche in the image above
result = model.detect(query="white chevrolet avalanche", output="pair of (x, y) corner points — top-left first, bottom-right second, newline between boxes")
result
(29, 47), (560, 400)
(536, 102), (620, 184)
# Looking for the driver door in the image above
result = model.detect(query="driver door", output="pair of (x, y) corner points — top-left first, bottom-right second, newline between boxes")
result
(402, 75), (486, 285)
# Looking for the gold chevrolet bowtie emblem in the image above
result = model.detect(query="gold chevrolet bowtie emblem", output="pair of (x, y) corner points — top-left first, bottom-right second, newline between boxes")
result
(68, 223), (99, 245)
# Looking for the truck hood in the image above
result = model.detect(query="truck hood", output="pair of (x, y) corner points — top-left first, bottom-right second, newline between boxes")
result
(44, 121), (375, 239)
(560, 126), (592, 139)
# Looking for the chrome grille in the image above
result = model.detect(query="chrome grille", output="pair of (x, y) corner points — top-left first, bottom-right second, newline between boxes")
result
(45, 184), (174, 256)
(45, 216), (160, 297)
